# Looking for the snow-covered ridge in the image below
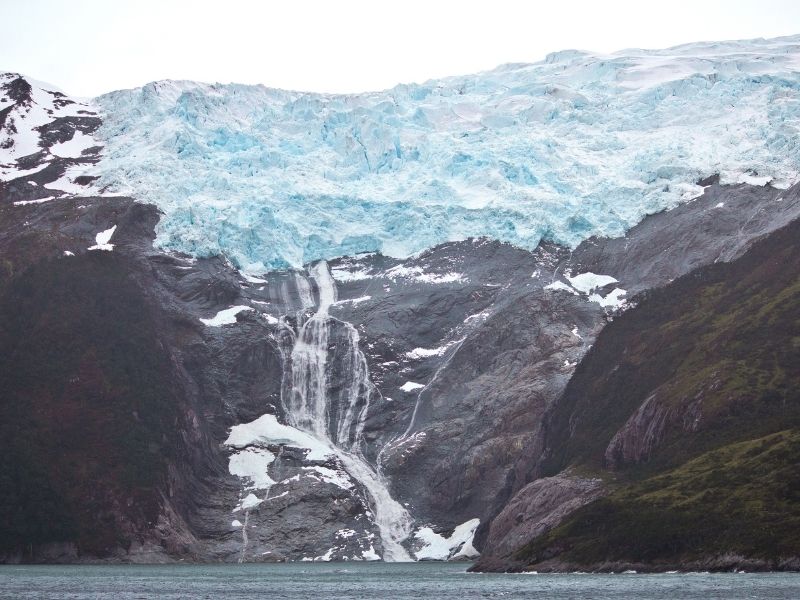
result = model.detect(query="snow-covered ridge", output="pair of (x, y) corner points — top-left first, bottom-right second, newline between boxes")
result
(87, 35), (800, 271)
(0, 73), (104, 198)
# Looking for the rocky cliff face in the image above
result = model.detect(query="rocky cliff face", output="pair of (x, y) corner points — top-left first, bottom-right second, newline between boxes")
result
(472, 474), (605, 572)
(2, 71), (800, 566)
(474, 212), (800, 572)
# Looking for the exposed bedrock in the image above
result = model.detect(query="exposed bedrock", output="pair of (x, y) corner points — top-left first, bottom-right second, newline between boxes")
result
(474, 206), (800, 572)
(472, 474), (605, 572)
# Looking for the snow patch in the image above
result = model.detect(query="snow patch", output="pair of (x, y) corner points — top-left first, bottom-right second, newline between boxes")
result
(49, 130), (99, 158)
(314, 548), (335, 562)
(361, 544), (381, 561)
(44, 172), (84, 195)
(333, 295), (372, 306)
(241, 273), (267, 283)
(546, 272), (627, 311)
(588, 287), (628, 309)
(330, 267), (374, 282)
(336, 528), (357, 539)
(13, 196), (59, 206)
(228, 447), (276, 491)
(736, 173), (771, 186)
(236, 493), (263, 512)
(302, 466), (354, 490)
(0, 161), (48, 180)
(225, 413), (334, 462)
(413, 518), (480, 560)
(566, 272), (618, 294)
(88, 225), (116, 251)
(400, 381), (425, 392)
(405, 339), (462, 360)
(200, 305), (253, 326)
(545, 281), (580, 295)
(464, 310), (491, 323)
(385, 265), (465, 285)
(405, 346), (448, 359)
(260, 312), (280, 325)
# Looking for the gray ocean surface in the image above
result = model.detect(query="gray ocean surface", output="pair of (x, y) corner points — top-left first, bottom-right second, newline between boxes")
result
(1, 563), (799, 599)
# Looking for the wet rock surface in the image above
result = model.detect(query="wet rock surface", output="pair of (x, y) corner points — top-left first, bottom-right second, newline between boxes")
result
(472, 474), (605, 572)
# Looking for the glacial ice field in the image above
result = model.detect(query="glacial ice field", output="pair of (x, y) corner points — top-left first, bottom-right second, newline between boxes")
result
(91, 35), (800, 271)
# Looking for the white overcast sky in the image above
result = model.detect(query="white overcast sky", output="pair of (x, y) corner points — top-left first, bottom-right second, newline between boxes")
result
(3, 0), (800, 97)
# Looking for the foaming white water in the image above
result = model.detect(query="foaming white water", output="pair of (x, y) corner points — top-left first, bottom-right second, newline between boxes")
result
(336, 451), (413, 562)
(283, 261), (412, 561)
(294, 273), (315, 310)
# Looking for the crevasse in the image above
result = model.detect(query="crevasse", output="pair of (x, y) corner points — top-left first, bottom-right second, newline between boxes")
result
(92, 36), (800, 271)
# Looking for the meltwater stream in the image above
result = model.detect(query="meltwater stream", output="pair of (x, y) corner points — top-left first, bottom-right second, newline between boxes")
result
(282, 261), (413, 561)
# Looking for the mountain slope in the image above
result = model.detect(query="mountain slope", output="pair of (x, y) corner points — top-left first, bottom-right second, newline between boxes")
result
(475, 215), (800, 571)
(521, 430), (800, 571)
(0, 252), (179, 558)
(2, 37), (800, 564)
(0, 73), (103, 205)
(3, 178), (796, 563)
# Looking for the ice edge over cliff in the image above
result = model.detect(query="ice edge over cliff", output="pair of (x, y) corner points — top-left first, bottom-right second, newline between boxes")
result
(86, 35), (800, 270)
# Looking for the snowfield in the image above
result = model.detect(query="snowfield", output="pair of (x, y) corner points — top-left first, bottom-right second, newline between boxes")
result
(88, 36), (800, 272)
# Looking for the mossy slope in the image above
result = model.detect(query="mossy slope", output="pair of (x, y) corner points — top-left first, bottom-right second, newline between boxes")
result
(522, 218), (800, 569)
(521, 430), (800, 567)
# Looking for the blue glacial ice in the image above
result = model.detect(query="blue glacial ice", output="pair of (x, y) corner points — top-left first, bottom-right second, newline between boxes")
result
(92, 36), (800, 272)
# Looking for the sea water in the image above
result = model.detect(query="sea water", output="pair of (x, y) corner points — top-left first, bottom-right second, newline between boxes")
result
(1, 562), (799, 599)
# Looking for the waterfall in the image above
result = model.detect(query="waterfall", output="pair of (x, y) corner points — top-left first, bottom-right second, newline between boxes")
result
(282, 261), (413, 561)
(294, 272), (315, 310)
(238, 510), (250, 564)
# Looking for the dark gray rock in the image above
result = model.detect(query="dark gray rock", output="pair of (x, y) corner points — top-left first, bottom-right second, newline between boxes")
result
(472, 473), (605, 572)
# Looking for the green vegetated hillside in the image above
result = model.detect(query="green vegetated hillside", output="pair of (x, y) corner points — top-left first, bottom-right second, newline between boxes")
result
(522, 218), (800, 570)
(0, 253), (178, 558)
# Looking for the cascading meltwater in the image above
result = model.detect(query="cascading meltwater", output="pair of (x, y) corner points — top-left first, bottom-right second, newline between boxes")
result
(282, 261), (413, 561)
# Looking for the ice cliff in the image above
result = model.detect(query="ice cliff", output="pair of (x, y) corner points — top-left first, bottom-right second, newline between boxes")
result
(90, 35), (800, 271)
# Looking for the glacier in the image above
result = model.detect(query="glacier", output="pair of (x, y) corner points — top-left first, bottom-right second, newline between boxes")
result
(90, 35), (800, 271)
